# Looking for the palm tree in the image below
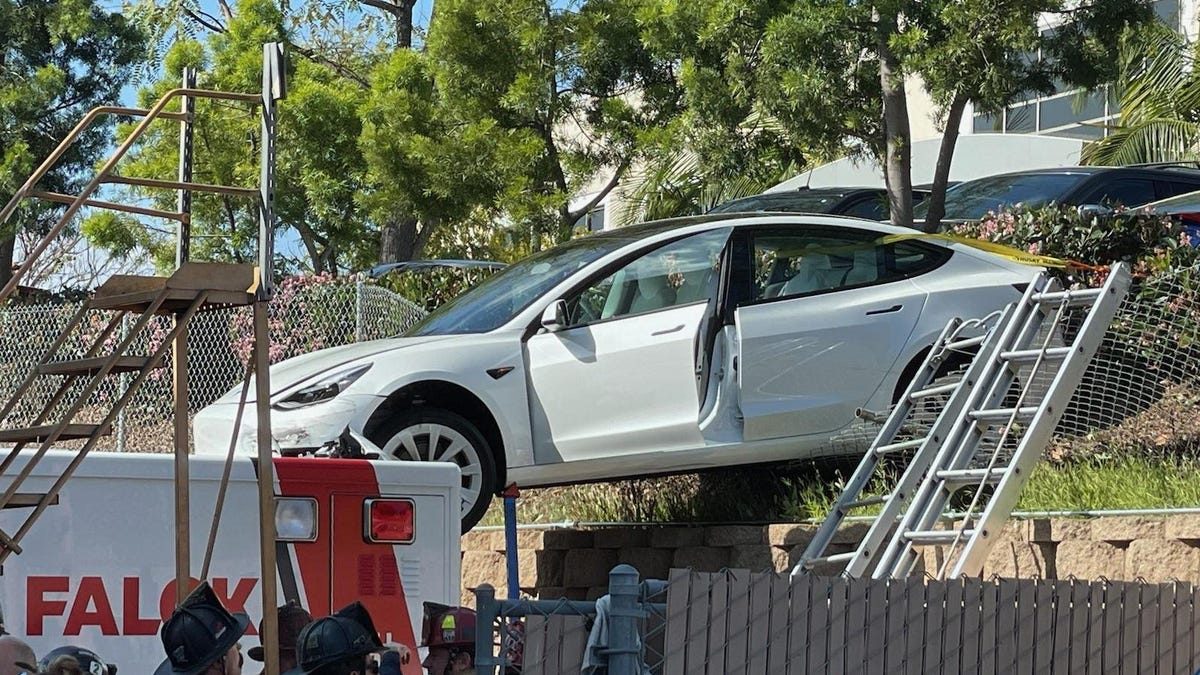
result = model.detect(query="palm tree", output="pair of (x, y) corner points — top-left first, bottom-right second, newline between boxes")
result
(1082, 25), (1200, 166)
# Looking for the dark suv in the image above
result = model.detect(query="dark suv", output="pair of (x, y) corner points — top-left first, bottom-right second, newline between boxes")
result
(709, 187), (930, 221)
(915, 165), (1200, 224)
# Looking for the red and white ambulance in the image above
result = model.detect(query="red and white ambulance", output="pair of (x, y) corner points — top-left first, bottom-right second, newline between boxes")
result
(0, 450), (461, 675)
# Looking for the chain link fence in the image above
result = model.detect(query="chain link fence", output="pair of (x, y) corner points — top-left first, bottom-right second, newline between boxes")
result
(0, 278), (427, 453)
(475, 566), (1200, 674)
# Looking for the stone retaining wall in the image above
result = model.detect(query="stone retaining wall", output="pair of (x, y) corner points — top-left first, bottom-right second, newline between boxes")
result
(458, 515), (1200, 604)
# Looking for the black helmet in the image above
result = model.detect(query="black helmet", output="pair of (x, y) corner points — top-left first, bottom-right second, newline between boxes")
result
(285, 616), (378, 675)
(154, 582), (250, 675)
(15, 645), (116, 675)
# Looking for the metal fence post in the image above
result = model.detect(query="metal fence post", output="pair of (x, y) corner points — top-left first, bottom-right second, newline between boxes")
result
(474, 583), (499, 675)
(607, 563), (642, 675)
(354, 276), (364, 343)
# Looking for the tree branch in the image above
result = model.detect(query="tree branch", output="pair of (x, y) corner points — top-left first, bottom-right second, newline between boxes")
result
(567, 158), (630, 224)
(290, 43), (370, 88)
(356, 0), (402, 18)
(183, 8), (226, 33)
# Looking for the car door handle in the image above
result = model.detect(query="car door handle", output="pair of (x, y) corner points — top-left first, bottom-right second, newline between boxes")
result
(652, 324), (685, 336)
(866, 304), (903, 315)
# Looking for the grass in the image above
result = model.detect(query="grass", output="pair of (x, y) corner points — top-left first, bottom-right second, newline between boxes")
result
(481, 455), (1200, 527)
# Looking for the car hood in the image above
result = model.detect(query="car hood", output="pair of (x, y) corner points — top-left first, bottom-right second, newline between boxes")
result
(214, 334), (457, 403)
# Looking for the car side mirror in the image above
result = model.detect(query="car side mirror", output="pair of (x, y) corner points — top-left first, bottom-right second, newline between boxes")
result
(541, 300), (568, 332)
(1076, 203), (1114, 221)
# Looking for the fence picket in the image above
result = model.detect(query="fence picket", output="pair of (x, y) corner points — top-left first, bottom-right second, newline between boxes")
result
(1121, 581), (1140, 675)
(1050, 580), (1073, 675)
(1190, 585), (1200, 671)
(993, 578), (1019, 675)
(1172, 582), (1193, 675)
(1015, 578), (1037, 673)
(663, 568), (691, 675)
(960, 578), (983, 675)
(725, 569), (750, 675)
(1137, 582), (1159, 674)
(766, 572), (790, 674)
(557, 615), (588, 673)
(883, 579), (907, 671)
(842, 576), (868, 674)
(745, 572), (772, 675)
(927, 577), (952, 675)
(802, 576), (828, 675)
(1031, 579), (1055, 673)
(1156, 582), (1173, 674)
(784, 573), (810, 675)
(826, 576), (850, 675)
(979, 578), (999, 675)
(705, 572), (729, 675)
(522, 615), (547, 675)
(685, 571), (710, 674)
(903, 576), (927, 675)
(1090, 580), (1109, 675)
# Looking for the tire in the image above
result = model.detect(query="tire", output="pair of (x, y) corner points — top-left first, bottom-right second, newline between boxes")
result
(373, 408), (497, 533)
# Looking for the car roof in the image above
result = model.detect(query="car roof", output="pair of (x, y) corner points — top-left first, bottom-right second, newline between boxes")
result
(597, 212), (922, 241)
(967, 165), (1200, 179)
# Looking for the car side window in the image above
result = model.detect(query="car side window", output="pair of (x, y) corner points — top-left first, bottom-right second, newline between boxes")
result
(562, 229), (728, 326)
(1080, 179), (1157, 208)
(841, 196), (887, 220)
(751, 230), (949, 301)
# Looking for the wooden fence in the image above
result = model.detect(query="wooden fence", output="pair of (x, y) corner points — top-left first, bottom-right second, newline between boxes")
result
(660, 570), (1200, 674)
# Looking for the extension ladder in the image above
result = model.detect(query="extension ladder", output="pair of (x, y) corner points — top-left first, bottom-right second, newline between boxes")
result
(793, 262), (1131, 580)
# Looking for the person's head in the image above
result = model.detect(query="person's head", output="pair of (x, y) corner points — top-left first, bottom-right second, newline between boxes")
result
(23, 645), (116, 675)
(247, 602), (311, 672)
(154, 582), (250, 675)
(0, 636), (35, 675)
(286, 614), (378, 675)
(419, 604), (475, 675)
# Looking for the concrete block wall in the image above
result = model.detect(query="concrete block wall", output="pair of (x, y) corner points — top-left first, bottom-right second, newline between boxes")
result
(458, 515), (1200, 604)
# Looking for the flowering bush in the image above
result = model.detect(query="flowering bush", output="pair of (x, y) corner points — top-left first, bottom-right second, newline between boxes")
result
(229, 273), (361, 367)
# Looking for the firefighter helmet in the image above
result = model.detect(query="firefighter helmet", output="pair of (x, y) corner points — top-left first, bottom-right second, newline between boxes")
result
(286, 615), (378, 675)
(19, 645), (117, 675)
(154, 582), (250, 675)
(420, 603), (476, 650)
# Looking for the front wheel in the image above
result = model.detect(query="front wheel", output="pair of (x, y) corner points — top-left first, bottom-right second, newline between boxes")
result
(373, 408), (496, 533)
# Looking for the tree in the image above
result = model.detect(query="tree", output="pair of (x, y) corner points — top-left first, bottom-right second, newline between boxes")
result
(1079, 24), (1200, 166)
(642, 0), (1153, 232)
(426, 0), (683, 247)
(0, 0), (144, 292)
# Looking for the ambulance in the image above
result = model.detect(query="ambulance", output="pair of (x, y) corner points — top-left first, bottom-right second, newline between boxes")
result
(0, 450), (461, 675)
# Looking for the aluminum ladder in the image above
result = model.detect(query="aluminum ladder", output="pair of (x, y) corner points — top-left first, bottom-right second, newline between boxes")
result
(793, 262), (1131, 580)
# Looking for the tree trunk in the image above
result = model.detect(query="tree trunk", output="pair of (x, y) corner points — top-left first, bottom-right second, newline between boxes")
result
(922, 92), (970, 234)
(396, 0), (416, 48)
(875, 8), (913, 229)
(0, 235), (14, 296)
(379, 214), (431, 263)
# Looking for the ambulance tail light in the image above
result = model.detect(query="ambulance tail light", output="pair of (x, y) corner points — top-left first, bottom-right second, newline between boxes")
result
(365, 499), (415, 543)
(275, 497), (318, 542)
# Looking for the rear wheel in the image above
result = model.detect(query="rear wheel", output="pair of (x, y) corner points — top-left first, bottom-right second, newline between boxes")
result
(374, 408), (497, 533)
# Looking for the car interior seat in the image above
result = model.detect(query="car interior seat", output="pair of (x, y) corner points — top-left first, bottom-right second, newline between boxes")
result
(843, 246), (879, 285)
(629, 267), (676, 314)
(779, 253), (834, 296)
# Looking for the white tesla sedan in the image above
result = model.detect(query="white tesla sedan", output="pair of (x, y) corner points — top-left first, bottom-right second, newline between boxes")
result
(194, 214), (1033, 530)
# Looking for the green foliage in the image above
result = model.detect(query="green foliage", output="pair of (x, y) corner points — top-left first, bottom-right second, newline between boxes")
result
(1082, 24), (1200, 165)
(0, 0), (144, 280)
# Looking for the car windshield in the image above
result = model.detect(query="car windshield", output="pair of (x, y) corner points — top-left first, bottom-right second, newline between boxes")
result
(709, 192), (849, 214)
(405, 234), (638, 336)
(915, 172), (1091, 221)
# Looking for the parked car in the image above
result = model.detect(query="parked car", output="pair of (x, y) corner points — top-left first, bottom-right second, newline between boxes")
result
(1133, 189), (1200, 243)
(709, 187), (930, 221)
(914, 165), (1200, 225)
(194, 213), (1034, 530)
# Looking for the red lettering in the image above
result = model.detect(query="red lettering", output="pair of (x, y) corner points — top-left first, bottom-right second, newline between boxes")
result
(26, 576), (69, 636)
(213, 578), (259, 636)
(159, 577), (201, 622)
(64, 577), (118, 636)
(122, 577), (160, 635)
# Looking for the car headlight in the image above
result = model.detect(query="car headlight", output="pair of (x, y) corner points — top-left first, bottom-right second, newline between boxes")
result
(276, 364), (372, 410)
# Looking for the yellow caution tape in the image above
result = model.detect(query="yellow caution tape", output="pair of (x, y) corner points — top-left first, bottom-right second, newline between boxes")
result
(878, 233), (1086, 269)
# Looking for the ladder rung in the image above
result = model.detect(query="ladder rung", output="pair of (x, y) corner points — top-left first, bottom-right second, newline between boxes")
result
(38, 355), (163, 377)
(1000, 346), (1072, 365)
(875, 437), (927, 456)
(935, 467), (1007, 486)
(909, 381), (959, 402)
(904, 529), (975, 545)
(802, 552), (855, 568)
(841, 494), (890, 511)
(0, 424), (109, 443)
(944, 335), (987, 351)
(1031, 288), (1102, 307)
(969, 406), (1038, 423)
